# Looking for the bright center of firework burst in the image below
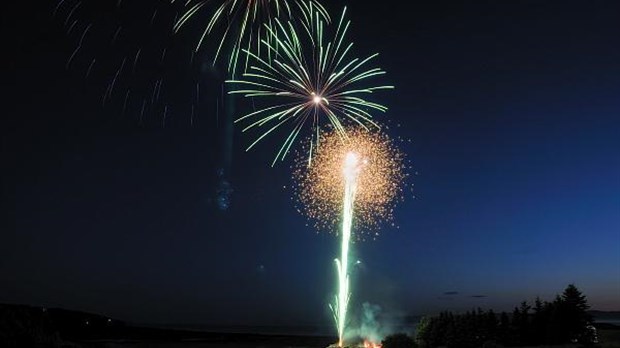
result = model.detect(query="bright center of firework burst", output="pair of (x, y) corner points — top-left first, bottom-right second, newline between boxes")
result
(343, 152), (361, 180)
(312, 93), (323, 105)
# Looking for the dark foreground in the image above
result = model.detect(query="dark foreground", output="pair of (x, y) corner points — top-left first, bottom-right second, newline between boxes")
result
(76, 338), (334, 348)
(2, 303), (619, 348)
(0, 304), (333, 348)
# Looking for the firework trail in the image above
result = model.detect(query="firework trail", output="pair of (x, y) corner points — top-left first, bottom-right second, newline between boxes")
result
(227, 2), (393, 165)
(173, 0), (329, 76)
(294, 128), (407, 345)
(54, 0), (203, 125)
(173, 0), (329, 208)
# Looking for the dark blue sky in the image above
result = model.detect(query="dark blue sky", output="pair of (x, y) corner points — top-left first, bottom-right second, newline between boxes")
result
(1, 0), (619, 329)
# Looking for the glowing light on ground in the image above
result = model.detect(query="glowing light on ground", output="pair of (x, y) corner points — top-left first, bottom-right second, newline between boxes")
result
(363, 340), (383, 348)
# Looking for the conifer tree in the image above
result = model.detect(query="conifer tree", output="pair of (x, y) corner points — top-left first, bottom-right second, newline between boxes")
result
(561, 284), (592, 343)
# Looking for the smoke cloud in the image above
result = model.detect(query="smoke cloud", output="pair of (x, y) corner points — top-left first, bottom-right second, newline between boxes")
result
(346, 302), (411, 343)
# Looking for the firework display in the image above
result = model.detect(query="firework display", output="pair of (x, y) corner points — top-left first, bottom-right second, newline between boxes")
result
(294, 127), (407, 346)
(174, 0), (330, 75)
(57, 1), (406, 346)
(294, 128), (406, 237)
(228, 3), (393, 165)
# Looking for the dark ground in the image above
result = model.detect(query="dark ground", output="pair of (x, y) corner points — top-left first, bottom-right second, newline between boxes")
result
(2, 303), (619, 347)
(0, 304), (334, 348)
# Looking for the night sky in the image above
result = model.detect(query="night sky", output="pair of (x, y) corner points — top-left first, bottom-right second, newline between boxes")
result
(2, 0), (619, 330)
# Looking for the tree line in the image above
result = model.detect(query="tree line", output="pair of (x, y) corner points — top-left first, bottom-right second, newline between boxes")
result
(383, 284), (597, 348)
(412, 284), (595, 347)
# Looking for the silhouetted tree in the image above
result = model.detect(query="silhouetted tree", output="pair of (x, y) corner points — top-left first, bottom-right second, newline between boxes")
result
(517, 301), (531, 344)
(431, 311), (452, 347)
(414, 284), (596, 347)
(531, 296), (546, 344)
(414, 316), (431, 347)
(561, 284), (593, 343)
(382, 333), (417, 348)
(546, 294), (566, 344)
(497, 311), (511, 345)
(482, 309), (498, 344)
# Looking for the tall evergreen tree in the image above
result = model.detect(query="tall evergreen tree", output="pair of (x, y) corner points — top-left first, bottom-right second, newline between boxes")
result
(531, 297), (546, 344)
(546, 294), (567, 344)
(518, 301), (531, 344)
(498, 311), (511, 345)
(561, 284), (592, 343)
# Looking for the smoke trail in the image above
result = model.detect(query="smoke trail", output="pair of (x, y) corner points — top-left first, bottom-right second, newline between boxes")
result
(215, 82), (235, 211)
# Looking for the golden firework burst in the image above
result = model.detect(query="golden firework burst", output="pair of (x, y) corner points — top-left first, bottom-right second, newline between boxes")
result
(294, 127), (407, 239)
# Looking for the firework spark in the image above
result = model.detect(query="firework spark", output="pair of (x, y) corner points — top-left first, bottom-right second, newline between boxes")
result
(227, 3), (393, 165)
(294, 127), (407, 237)
(174, 0), (329, 75)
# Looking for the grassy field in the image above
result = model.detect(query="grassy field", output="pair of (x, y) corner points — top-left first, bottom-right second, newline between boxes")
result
(599, 329), (620, 348)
